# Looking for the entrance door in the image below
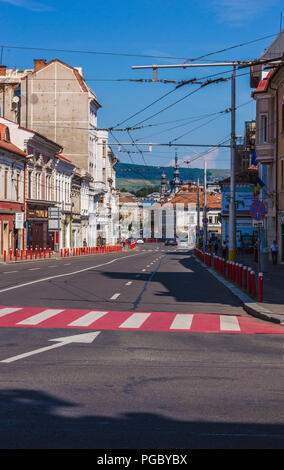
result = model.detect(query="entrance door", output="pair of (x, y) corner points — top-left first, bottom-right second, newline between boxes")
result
(32, 223), (44, 250)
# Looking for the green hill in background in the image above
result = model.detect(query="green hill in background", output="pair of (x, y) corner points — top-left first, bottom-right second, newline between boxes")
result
(116, 162), (230, 192)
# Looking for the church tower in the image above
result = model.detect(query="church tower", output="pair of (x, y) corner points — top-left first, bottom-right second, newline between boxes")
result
(170, 152), (182, 194)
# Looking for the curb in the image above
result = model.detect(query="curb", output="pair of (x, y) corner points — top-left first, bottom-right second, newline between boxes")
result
(193, 255), (284, 326)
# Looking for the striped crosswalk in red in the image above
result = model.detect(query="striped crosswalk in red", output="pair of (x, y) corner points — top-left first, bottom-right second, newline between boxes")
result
(0, 306), (284, 334)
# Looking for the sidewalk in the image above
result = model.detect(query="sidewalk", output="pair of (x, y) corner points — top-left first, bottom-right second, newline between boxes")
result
(194, 248), (284, 325)
(235, 252), (284, 318)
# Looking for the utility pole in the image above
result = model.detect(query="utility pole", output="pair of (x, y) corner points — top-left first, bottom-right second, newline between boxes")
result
(197, 176), (200, 247)
(204, 159), (207, 251)
(228, 66), (236, 261)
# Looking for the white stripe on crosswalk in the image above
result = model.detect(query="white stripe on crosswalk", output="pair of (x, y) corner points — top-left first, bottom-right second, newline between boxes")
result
(220, 315), (240, 331)
(17, 309), (64, 325)
(170, 314), (193, 330)
(119, 313), (151, 329)
(0, 307), (22, 318)
(68, 311), (108, 327)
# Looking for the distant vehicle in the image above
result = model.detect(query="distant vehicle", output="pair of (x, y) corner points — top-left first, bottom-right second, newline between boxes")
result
(177, 239), (188, 249)
(165, 238), (178, 246)
(136, 238), (144, 244)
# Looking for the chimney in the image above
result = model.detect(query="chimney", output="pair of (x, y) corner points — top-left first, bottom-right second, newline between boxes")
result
(0, 65), (7, 76)
(34, 59), (47, 72)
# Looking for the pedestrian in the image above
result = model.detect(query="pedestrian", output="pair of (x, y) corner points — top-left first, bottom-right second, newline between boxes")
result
(222, 241), (227, 259)
(271, 240), (278, 264)
(214, 239), (219, 256)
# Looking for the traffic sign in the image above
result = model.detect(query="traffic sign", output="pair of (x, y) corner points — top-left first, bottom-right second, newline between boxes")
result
(250, 200), (265, 220)
(202, 217), (209, 225)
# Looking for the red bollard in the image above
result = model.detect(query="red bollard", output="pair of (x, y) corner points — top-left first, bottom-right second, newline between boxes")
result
(247, 268), (251, 293)
(25, 250), (28, 260)
(4, 250), (6, 262)
(44, 248), (46, 259)
(10, 249), (13, 262)
(49, 248), (51, 259)
(20, 250), (23, 261)
(30, 249), (33, 260)
(35, 248), (38, 260)
(239, 264), (243, 288)
(251, 271), (256, 298)
(61, 249), (63, 258)
(258, 272), (263, 303)
(15, 250), (18, 262)
(40, 248), (42, 259)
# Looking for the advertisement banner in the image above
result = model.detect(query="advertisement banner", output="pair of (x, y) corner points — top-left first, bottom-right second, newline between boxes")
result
(222, 188), (254, 213)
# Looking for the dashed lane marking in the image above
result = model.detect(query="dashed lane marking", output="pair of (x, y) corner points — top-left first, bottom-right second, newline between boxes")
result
(110, 293), (120, 300)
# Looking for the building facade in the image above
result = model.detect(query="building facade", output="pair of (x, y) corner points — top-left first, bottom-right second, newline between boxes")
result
(0, 123), (26, 256)
(0, 59), (119, 248)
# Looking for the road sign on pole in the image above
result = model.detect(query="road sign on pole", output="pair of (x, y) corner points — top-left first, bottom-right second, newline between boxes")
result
(250, 200), (265, 220)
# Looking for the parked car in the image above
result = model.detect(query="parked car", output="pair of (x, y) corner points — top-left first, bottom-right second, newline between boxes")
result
(136, 238), (144, 244)
(165, 238), (178, 246)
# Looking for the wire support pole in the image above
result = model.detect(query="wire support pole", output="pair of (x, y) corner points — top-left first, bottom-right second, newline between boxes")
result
(228, 65), (236, 262)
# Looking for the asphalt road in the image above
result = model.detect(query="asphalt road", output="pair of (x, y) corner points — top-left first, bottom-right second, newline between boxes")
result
(0, 244), (284, 450)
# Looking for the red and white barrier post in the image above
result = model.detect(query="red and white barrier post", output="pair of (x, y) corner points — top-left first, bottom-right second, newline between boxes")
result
(258, 272), (263, 303)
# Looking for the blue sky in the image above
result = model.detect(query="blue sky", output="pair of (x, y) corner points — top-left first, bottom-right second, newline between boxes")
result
(0, 0), (283, 169)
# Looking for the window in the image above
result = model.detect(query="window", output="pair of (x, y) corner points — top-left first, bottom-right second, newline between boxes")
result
(4, 169), (8, 199)
(260, 115), (268, 143)
(16, 173), (20, 201)
(28, 171), (32, 199)
(102, 141), (106, 158)
(46, 175), (52, 201)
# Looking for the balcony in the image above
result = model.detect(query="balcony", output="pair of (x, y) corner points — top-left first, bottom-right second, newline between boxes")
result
(92, 181), (107, 195)
(255, 142), (275, 164)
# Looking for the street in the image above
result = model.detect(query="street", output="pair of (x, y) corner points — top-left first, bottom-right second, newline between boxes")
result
(0, 244), (284, 449)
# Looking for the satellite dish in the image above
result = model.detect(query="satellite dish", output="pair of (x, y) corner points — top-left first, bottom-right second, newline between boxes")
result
(13, 96), (20, 103)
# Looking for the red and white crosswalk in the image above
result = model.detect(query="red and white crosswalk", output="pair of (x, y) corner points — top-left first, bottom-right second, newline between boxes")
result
(0, 306), (284, 334)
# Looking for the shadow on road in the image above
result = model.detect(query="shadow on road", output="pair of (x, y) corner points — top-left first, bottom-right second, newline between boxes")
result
(0, 388), (283, 449)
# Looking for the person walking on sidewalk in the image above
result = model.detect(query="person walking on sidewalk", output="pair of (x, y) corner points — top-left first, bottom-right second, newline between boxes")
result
(271, 240), (278, 264)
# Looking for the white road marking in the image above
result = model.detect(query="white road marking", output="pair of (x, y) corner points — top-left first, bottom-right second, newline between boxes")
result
(1, 332), (101, 364)
(170, 314), (193, 330)
(29, 268), (40, 271)
(125, 281), (133, 286)
(0, 307), (22, 318)
(220, 315), (240, 331)
(68, 311), (108, 327)
(110, 293), (120, 300)
(0, 252), (143, 294)
(119, 313), (151, 329)
(142, 269), (146, 272)
(3, 271), (18, 274)
(17, 309), (64, 326)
